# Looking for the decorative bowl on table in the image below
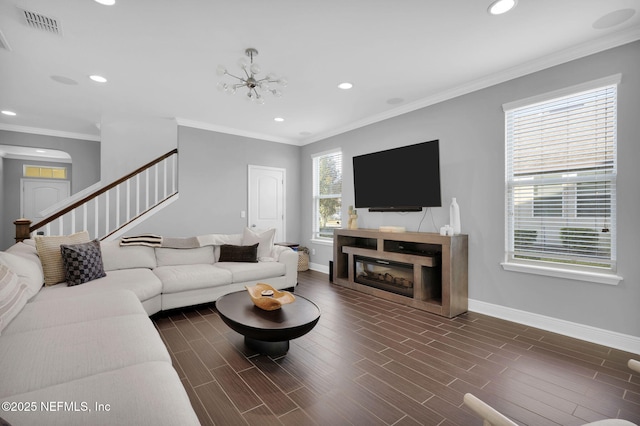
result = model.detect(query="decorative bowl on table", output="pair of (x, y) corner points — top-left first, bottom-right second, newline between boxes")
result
(246, 283), (295, 311)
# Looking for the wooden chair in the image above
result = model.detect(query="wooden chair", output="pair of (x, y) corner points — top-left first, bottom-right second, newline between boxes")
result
(464, 359), (640, 426)
(464, 392), (638, 426)
(463, 393), (518, 426)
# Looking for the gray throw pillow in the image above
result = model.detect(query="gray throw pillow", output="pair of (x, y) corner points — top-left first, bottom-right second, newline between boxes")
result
(60, 239), (107, 286)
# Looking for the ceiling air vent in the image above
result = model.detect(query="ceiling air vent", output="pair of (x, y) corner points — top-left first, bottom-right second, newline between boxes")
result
(21, 9), (62, 35)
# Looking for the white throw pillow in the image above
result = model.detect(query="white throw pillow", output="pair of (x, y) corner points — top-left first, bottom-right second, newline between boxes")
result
(0, 252), (43, 299)
(197, 233), (242, 247)
(0, 264), (30, 334)
(35, 231), (91, 286)
(242, 228), (276, 259)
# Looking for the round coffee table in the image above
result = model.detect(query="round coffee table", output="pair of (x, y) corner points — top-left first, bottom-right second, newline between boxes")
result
(216, 290), (321, 356)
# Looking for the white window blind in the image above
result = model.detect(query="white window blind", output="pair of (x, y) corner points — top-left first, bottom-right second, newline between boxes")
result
(505, 80), (617, 271)
(312, 150), (342, 240)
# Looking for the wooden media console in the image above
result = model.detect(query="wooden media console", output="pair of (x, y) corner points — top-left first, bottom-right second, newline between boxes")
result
(333, 228), (468, 318)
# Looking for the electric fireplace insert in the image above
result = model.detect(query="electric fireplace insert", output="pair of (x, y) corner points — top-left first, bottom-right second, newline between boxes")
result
(354, 256), (414, 298)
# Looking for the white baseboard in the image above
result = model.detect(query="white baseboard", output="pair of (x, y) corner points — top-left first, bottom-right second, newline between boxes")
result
(469, 299), (640, 355)
(308, 262), (329, 274)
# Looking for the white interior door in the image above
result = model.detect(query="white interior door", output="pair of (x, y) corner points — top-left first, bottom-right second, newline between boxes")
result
(248, 165), (286, 243)
(21, 179), (70, 221)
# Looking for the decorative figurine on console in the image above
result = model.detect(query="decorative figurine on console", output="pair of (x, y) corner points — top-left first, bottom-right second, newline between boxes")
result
(348, 205), (358, 230)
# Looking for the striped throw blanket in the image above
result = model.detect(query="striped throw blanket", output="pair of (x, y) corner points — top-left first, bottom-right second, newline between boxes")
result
(119, 235), (204, 249)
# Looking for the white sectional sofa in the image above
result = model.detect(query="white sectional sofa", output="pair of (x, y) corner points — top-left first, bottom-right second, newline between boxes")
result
(0, 231), (298, 425)
(27, 233), (298, 315)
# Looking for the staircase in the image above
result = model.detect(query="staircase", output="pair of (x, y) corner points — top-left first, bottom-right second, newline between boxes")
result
(15, 149), (178, 242)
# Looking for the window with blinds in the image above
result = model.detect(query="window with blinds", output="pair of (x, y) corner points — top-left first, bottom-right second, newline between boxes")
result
(505, 78), (617, 272)
(312, 150), (342, 241)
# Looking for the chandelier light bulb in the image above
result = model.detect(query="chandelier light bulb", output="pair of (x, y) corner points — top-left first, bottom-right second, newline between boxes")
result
(237, 58), (249, 70)
(218, 48), (285, 104)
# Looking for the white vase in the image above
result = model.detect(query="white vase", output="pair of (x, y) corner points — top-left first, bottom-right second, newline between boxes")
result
(450, 198), (461, 235)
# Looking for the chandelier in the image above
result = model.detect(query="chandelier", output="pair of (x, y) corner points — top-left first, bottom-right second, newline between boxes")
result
(216, 48), (287, 104)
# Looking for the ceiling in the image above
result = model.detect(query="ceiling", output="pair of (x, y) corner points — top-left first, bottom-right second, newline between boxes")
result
(0, 0), (638, 146)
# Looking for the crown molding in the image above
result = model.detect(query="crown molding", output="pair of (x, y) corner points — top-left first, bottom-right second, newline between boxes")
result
(300, 28), (640, 145)
(175, 118), (300, 146)
(0, 123), (100, 141)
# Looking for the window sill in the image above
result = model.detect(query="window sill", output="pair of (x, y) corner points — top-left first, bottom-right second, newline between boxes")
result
(501, 261), (623, 285)
(311, 238), (333, 246)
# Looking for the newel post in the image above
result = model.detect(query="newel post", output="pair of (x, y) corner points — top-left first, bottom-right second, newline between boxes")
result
(14, 218), (32, 243)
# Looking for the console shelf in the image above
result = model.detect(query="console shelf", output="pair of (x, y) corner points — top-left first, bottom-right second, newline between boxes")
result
(333, 228), (468, 318)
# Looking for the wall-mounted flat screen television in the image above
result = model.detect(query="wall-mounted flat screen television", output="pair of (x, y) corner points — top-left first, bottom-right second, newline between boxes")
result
(353, 140), (441, 211)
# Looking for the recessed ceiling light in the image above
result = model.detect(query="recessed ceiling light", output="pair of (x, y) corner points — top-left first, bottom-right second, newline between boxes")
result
(94, 0), (116, 5)
(51, 75), (78, 85)
(338, 82), (353, 90)
(1, 110), (16, 116)
(488, 0), (517, 15)
(89, 75), (107, 83)
(274, 117), (284, 122)
(592, 9), (636, 29)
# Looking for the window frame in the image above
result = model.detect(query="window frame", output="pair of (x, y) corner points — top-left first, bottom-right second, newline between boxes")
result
(23, 165), (68, 179)
(501, 74), (622, 285)
(311, 149), (342, 244)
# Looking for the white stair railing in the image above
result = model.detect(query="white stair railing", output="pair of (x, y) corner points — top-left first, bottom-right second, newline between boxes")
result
(16, 149), (178, 241)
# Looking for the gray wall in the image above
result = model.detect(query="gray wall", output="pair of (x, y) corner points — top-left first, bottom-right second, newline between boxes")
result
(0, 131), (101, 249)
(300, 41), (640, 337)
(126, 126), (301, 241)
(100, 117), (177, 184)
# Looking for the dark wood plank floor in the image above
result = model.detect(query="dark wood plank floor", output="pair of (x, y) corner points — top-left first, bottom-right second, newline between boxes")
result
(152, 270), (640, 425)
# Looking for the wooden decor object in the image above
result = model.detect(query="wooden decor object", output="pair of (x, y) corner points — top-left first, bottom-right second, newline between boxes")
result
(246, 283), (295, 311)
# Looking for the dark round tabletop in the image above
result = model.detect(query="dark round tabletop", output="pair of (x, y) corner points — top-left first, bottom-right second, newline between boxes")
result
(216, 290), (321, 343)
